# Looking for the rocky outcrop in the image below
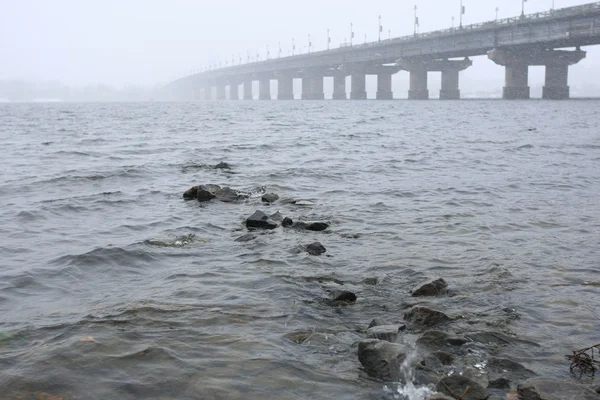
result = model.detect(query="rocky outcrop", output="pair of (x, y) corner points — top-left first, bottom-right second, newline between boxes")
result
(404, 306), (452, 330)
(183, 184), (248, 203)
(517, 378), (600, 400)
(282, 217), (294, 227)
(262, 193), (279, 203)
(246, 210), (278, 229)
(358, 339), (407, 381)
(412, 278), (448, 297)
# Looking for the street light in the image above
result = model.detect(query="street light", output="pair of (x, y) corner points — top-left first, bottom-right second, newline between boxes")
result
(327, 29), (331, 50)
(278, 42), (281, 58)
(378, 15), (382, 42)
(292, 38), (295, 56)
(414, 5), (419, 36)
(522, 0), (527, 17)
(308, 34), (312, 53)
(495, 7), (499, 20)
(452, 16), (455, 28)
(350, 23), (354, 46)
(460, 0), (466, 28)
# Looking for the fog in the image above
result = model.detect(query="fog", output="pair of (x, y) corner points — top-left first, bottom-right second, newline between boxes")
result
(1, 0), (599, 98)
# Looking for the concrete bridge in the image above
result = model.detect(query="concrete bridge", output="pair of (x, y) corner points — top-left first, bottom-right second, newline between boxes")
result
(164, 2), (600, 100)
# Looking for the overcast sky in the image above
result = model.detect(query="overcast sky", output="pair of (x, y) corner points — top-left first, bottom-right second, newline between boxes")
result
(1, 0), (598, 88)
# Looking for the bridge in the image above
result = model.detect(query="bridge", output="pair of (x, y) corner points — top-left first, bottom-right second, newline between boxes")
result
(164, 2), (600, 101)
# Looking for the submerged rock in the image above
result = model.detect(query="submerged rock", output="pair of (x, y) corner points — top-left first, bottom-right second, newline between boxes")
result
(269, 211), (283, 221)
(331, 290), (356, 303)
(404, 306), (451, 330)
(436, 375), (488, 400)
(366, 325), (405, 342)
(246, 210), (278, 230)
(412, 278), (448, 297)
(282, 217), (294, 227)
(306, 242), (326, 256)
(283, 331), (313, 344)
(235, 233), (256, 243)
(487, 357), (536, 389)
(291, 221), (330, 231)
(416, 330), (465, 348)
(358, 339), (407, 381)
(517, 378), (600, 400)
(213, 161), (232, 170)
(262, 193), (279, 203)
(368, 318), (387, 329)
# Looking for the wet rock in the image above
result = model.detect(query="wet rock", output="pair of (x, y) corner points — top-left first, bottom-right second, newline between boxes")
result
(368, 318), (387, 329)
(357, 339), (407, 381)
(466, 331), (539, 347)
(183, 185), (200, 200)
(412, 278), (448, 297)
(487, 357), (536, 389)
(404, 306), (451, 330)
(283, 331), (313, 344)
(214, 186), (247, 203)
(433, 351), (454, 365)
(517, 378), (600, 400)
(417, 330), (467, 348)
(282, 217), (294, 227)
(269, 211), (283, 221)
(213, 161), (232, 170)
(235, 233), (256, 243)
(246, 210), (278, 230)
(306, 222), (329, 231)
(436, 375), (489, 400)
(262, 193), (279, 203)
(427, 395), (455, 400)
(306, 242), (326, 256)
(197, 187), (217, 202)
(367, 325), (405, 342)
(331, 290), (356, 303)
(595, 385), (600, 394)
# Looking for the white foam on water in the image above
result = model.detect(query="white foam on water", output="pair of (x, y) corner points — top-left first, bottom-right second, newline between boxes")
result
(389, 349), (438, 400)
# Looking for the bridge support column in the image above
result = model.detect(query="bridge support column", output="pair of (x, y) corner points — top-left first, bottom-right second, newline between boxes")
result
(243, 80), (253, 100)
(301, 77), (313, 100)
(488, 48), (586, 100)
(259, 78), (271, 100)
(350, 73), (367, 100)
(216, 84), (226, 101)
(408, 69), (428, 100)
(229, 82), (239, 100)
(332, 73), (347, 100)
(310, 76), (325, 100)
(376, 73), (393, 100)
(204, 87), (212, 101)
(277, 75), (294, 100)
(440, 69), (460, 100)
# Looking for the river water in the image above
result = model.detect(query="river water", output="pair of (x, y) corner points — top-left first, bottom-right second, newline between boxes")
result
(0, 100), (599, 400)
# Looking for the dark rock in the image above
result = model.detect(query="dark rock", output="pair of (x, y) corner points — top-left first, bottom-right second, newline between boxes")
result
(466, 331), (539, 347)
(246, 210), (278, 230)
(518, 378), (600, 400)
(197, 187), (217, 202)
(367, 325), (405, 342)
(306, 242), (326, 256)
(235, 233), (256, 243)
(433, 351), (454, 365)
(417, 330), (449, 348)
(215, 186), (246, 203)
(306, 222), (329, 231)
(404, 306), (451, 330)
(269, 211), (283, 221)
(436, 375), (489, 400)
(183, 186), (200, 200)
(412, 278), (448, 297)
(213, 161), (232, 170)
(357, 339), (407, 381)
(262, 193), (279, 203)
(331, 290), (356, 303)
(487, 357), (536, 390)
(446, 336), (468, 346)
(282, 217), (294, 227)
(595, 385), (600, 394)
(368, 318), (387, 329)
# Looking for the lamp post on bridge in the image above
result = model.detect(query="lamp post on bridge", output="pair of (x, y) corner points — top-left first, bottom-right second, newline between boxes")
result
(327, 29), (331, 50)
(378, 14), (382, 42)
(278, 42), (282, 58)
(522, 0), (527, 17)
(459, 0), (465, 28)
(292, 38), (295, 56)
(308, 34), (312, 53)
(414, 5), (419, 36)
(495, 7), (499, 20)
(452, 16), (455, 28)
(350, 23), (354, 46)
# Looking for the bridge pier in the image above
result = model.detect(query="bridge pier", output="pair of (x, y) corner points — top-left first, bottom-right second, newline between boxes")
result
(376, 73), (394, 100)
(243, 80), (253, 100)
(259, 78), (271, 100)
(408, 69), (429, 100)
(229, 82), (239, 100)
(277, 75), (294, 100)
(350, 73), (367, 100)
(332, 73), (347, 100)
(204, 87), (212, 101)
(216, 84), (226, 100)
(440, 69), (461, 100)
(488, 48), (586, 100)
(398, 58), (472, 100)
(310, 76), (325, 100)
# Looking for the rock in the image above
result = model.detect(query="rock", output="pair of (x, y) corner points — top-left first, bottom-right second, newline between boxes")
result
(436, 375), (489, 400)
(306, 222), (329, 231)
(412, 278), (448, 297)
(246, 210), (278, 230)
(197, 187), (217, 202)
(262, 193), (279, 203)
(487, 357), (536, 389)
(214, 186), (246, 203)
(283, 331), (313, 344)
(433, 351), (454, 365)
(331, 290), (356, 303)
(282, 217), (294, 227)
(367, 325), (405, 342)
(427, 395), (455, 400)
(417, 330), (449, 348)
(404, 306), (451, 330)
(357, 339), (407, 381)
(446, 336), (468, 346)
(368, 318), (387, 329)
(517, 378), (600, 400)
(269, 211), (283, 221)
(213, 161), (232, 170)
(306, 242), (326, 256)
(235, 233), (256, 243)
(183, 186), (200, 200)
(466, 331), (539, 347)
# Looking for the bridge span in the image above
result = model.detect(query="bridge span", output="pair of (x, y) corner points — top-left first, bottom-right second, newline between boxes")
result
(165, 2), (600, 100)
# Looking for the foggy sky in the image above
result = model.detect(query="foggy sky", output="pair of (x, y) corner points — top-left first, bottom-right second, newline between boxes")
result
(1, 0), (599, 89)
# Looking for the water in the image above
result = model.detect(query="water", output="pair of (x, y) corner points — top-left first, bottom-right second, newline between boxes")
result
(0, 100), (599, 399)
